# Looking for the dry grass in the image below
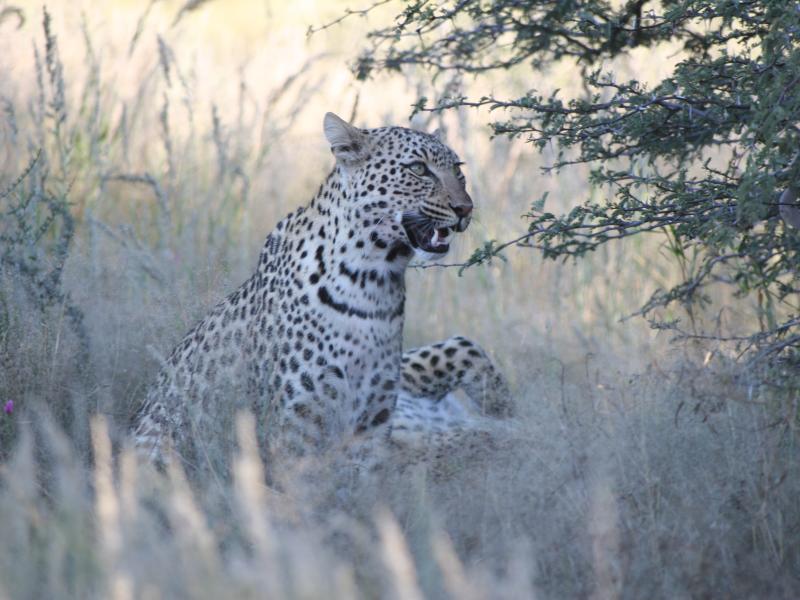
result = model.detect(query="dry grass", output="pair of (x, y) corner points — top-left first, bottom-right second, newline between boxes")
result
(0, 2), (798, 598)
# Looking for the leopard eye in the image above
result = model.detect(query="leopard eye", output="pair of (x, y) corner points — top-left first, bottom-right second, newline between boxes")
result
(407, 161), (429, 177)
(453, 162), (464, 176)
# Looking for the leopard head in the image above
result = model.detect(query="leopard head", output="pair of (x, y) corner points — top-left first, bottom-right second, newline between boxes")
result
(324, 112), (473, 262)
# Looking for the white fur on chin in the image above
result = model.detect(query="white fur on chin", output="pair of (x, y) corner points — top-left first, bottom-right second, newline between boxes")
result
(414, 247), (450, 262)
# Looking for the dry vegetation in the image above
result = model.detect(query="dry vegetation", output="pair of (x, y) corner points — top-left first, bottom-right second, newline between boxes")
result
(0, 1), (798, 598)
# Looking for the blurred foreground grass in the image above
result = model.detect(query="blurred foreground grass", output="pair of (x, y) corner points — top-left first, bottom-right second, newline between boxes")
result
(0, 2), (798, 598)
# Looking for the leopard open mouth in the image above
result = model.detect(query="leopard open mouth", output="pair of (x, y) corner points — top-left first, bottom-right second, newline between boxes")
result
(401, 215), (453, 254)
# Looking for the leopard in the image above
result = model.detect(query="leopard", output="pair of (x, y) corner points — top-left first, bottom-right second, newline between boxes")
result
(132, 112), (512, 468)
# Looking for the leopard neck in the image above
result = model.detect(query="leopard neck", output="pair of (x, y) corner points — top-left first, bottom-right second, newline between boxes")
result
(262, 167), (409, 321)
(309, 164), (414, 270)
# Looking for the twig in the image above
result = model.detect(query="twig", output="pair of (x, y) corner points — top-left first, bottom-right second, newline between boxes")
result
(307, 0), (392, 36)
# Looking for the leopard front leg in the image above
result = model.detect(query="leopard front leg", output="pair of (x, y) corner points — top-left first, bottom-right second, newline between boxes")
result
(400, 336), (512, 417)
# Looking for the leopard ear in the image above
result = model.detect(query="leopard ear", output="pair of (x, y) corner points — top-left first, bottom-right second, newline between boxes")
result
(323, 112), (368, 167)
(431, 128), (445, 142)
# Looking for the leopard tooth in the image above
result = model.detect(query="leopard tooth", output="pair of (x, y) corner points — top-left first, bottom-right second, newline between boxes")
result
(430, 228), (440, 246)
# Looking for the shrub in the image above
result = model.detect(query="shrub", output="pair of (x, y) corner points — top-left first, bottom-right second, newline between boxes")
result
(352, 0), (800, 398)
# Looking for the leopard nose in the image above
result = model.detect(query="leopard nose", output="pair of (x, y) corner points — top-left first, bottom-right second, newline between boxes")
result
(450, 203), (472, 219)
